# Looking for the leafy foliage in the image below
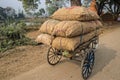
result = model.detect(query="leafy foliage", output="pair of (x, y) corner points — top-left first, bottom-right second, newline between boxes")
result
(34, 8), (45, 17)
(0, 22), (37, 52)
(70, 0), (81, 6)
(18, 0), (40, 14)
(46, 3), (58, 15)
(0, 25), (25, 40)
(0, 7), (25, 27)
(17, 10), (25, 19)
(82, 0), (92, 7)
(46, 0), (69, 15)
(0, 7), (7, 21)
(18, 0), (69, 15)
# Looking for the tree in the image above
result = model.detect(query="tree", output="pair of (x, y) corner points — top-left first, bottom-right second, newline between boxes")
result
(19, 0), (82, 15)
(34, 8), (45, 17)
(0, 7), (16, 20)
(46, 0), (69, 15)
(4, 7), (16, 18)
(0, 7), (17, 25)
(82, 0), (92, 7)
(97, 0), (120, 20)
(18, 0), (40, 14)
(18, 10), (25, 19)
(70, 0), (81, 6)
(0, 7), (7, 21)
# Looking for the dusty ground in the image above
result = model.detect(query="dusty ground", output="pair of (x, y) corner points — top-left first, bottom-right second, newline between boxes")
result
(0, 45), (49, 80)
(0, 22), (120, 80)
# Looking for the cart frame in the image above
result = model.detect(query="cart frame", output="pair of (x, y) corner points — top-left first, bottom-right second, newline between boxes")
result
(47, 36), (99, 80)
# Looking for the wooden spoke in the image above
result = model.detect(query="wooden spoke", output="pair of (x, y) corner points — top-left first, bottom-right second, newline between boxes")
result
(47, 47), (62, 65)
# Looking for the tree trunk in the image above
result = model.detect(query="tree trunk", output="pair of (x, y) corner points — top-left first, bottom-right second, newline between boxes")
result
(97, 0), (108, 16)
(70, 0), (81, 6)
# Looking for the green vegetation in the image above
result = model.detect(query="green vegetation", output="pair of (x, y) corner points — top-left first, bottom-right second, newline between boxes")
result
(18, 0), (40, 13)
(0, 22), (37, 52)
(34, 8), (45, 17)
(0, 6), (38, 53)
(45, 0), (69, 15)
(0, 0), (119, 53)
(46, 3), (58, 15)
(0, 7), (25, 23)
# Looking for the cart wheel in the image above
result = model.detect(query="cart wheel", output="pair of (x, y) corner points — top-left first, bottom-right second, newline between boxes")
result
(81, 50), (95, 80)
(47, 47), (62, 65)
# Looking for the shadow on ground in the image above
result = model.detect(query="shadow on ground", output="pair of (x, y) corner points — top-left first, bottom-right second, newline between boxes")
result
(91, 44), (116, 77)
(56, 44), (116, 79)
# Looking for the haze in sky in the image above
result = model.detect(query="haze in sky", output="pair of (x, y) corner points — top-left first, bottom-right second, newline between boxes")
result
(0, 0), (86, 15)
(0, 0), (24, 12)
(0, 0), (46, 13)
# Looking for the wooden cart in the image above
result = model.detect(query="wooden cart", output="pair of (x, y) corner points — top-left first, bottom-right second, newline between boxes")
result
(47, 36), (99, 80)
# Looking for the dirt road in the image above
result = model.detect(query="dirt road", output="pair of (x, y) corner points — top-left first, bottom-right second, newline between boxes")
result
(11, 26), (120, 80)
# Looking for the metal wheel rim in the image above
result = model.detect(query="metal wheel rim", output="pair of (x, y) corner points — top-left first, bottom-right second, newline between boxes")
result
(82, 50), (95, 79)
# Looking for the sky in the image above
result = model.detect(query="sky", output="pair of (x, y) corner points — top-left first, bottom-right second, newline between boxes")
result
(0, 0), (46, 13)
(0, 0), (86, 14)
(0, 0), (24, 12)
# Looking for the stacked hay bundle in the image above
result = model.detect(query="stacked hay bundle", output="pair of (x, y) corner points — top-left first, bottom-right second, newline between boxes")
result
(36, 6), (103, 51)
